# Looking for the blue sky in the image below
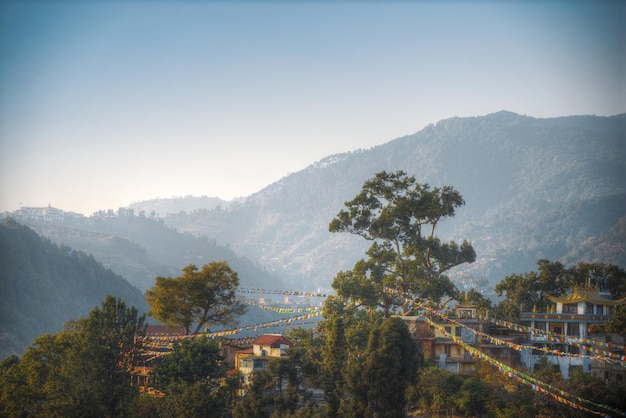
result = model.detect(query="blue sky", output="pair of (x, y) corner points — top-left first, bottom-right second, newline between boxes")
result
(1, 1), (624, 215)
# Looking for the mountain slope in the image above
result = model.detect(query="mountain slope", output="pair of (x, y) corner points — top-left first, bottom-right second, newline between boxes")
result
(0, 218), (149, 358)
(164, 112), (626, 289)
(18, 214), (286, 292)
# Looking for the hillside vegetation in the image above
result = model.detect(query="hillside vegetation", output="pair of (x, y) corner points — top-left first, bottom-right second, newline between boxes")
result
(0, 218), (149, 358)
(19, 213), (286, 292)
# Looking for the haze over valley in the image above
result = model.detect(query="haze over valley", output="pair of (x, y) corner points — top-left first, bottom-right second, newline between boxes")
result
(3, 111), (625, 358)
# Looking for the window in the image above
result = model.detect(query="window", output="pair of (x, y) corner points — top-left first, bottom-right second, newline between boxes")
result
(444, 345), (451, 355)
(444, 326), (452, 335)
(596, 305), (603, 315)
(563, 304), (578, 314)
(567, 323), (580, 337)
(253, 359), (266, 370)
(455, 327), (462, 337)
(585, 303), (593, 315)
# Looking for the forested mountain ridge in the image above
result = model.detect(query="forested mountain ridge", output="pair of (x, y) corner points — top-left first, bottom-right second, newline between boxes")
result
(17, 213), (286, 292)
(163, 112), (626, 290)
(0, 218), (149, 359)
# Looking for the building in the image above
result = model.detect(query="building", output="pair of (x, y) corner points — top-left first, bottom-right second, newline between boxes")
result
(14, 204), (84, 221)
(519, 285), (626, 379)
(400, 303), (486, 375)
(236, 334), (294, 386)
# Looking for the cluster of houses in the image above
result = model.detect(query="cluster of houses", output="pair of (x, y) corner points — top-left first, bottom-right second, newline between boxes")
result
(135, 283), (625, 396)
(401, 283), (625, 383)
(135, 330), (295, 394)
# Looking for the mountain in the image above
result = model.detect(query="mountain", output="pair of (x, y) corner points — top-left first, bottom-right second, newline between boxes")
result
(0, 218), (149, 359)
(17, 213), (286, 293)
(162, 112), (626, 291)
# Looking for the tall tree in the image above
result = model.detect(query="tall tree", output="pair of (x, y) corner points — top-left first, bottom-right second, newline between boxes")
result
(341, 317), (419, 418)
(322, 317), (346, 418)
(329, 170), (475, 314)
(0, 296), (146, 418)
(64, 296), (146, 417)
(145, 261), (246, 334)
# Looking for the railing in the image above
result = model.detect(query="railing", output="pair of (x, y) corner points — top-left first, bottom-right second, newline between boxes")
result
(519, 312), (611, 322)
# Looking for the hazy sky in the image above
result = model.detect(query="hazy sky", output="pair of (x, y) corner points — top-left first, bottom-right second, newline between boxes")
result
(1, 1), (624, 215)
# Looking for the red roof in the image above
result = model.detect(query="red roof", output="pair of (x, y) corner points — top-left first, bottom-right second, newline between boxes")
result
(252, 334), (294, 348)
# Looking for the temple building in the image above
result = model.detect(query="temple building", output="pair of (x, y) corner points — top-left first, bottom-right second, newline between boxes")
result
(521, 286), (625, 340)
(519, 283), (625, 379)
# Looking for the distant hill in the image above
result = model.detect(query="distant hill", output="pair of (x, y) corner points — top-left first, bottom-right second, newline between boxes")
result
(126, 195), (237, 217)
(18, 213), (286, 292)
(161, 112), (626, 291)
(0, 218), (149, 359)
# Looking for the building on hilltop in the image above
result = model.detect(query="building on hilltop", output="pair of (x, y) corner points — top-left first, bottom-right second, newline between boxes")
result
(14, 204), (84, 221)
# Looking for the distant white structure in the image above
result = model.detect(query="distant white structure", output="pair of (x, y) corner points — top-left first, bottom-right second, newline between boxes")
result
(14, 204), (83, 221)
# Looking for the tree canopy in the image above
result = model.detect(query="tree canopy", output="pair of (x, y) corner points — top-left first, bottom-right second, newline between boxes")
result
(145, 261), (246, 334)
(0, 296), (146, 417)
(150, 337), (226, 390)
(329, 170), (475, 314)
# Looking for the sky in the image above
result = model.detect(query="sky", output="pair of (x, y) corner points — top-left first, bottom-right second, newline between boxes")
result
(1, 1), (624, 215)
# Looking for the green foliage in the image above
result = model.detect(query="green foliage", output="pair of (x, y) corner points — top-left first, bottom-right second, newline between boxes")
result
(146, 261), (246, 334)
(150, 337), (226, 390)
(329, 170), (475, 315)
(0, 296), (145, 417)
(322, 317), (346, 417)
(495, 259), (572, 320)
(341, 317), (419, 418)
(602, 305), (626, 335)
(232, 370), (274, 418)
(0, 218), (149, 358)
(284, 328), (323, 385)
(159, 381), (229, 418)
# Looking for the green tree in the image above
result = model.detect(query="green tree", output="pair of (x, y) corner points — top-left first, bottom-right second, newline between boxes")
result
(232, 370), (273, 418)
(0, 332), (76, 417)
(322, 317), (346, 417)
(329, 170), (475, 314)
(601, 305), (626, 335)
(64, 295), (146, 417)
(146, 261), (246, 334)
(284, 328), (323, 385)
(494, 259), (572, 320)
(574, 262), (626, 299)
(150, 337), (226, 390)
(0, 296), (145, 418)
(341, 317), (419, 418)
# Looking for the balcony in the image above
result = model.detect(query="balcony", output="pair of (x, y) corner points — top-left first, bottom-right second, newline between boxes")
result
(520, 312), (610, 322)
